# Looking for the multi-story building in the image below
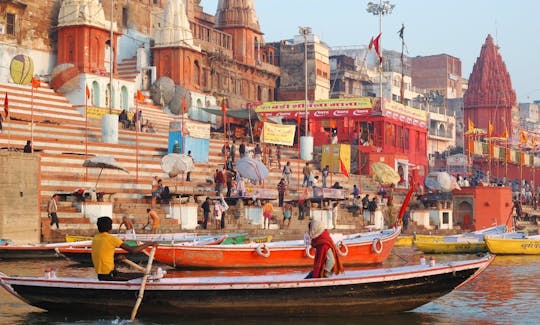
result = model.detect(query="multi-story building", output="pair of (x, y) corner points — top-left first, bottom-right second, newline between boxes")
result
(329, 47), (416, 105)
(273, 33), (330, 101)
(519, 102), (540, 133)
(411, 54), (464, 100)
(0, 0), (280, 120)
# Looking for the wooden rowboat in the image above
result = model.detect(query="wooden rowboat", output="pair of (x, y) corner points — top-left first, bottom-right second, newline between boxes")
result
(485, 232), (540, 255)
(0, 255), (494, 318)
(57, 235), (228, 265)
(413, 225), (507, 254)
(0, 241), (92, 260)
(151, 227), (401, 269)
(66, 232), (248, 245)
(394, 235), (413, 247)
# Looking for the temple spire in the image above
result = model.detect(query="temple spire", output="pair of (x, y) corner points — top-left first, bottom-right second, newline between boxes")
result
(154, 0), (200, 50)
(464, 34), (516, 138)
(215, 0), (262, 34)
(464, 34), (516, 108)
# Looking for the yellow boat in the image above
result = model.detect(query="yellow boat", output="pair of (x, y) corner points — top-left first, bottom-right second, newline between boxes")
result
(65, 234), (91, 242)
(394, 235), (413, 247)
(485, 232), (540, 255)
(413, 225), (507, 254)
(414, 240), (488, 254)
(248, 235), (273, 243)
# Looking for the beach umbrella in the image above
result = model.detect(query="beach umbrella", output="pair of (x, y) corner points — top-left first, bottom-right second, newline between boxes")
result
(161, 153), (194, 178)
(433, 172), (461, 192)
(236, 157), (269, 182)
(83, 156), (129, 189)
(371, 162), (400, 185)
(424, 177), (443, 191)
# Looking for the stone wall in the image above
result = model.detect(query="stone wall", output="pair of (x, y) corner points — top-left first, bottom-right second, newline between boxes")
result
(0, 151), (41, 244)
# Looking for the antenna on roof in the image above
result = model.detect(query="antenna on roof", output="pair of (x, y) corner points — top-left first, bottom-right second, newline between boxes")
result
(494, 19), (499, 46)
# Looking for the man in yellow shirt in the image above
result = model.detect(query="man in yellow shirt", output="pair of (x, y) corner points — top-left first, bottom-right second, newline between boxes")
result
(91, 216), (156, 281)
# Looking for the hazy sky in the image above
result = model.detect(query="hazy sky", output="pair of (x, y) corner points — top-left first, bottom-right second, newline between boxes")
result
(199, 0), (540, 103)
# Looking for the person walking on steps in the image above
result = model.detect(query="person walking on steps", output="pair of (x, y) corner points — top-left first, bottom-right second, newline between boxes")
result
(47, 194), (60, 229)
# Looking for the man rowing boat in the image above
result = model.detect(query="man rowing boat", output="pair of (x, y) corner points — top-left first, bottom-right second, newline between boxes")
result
(91, 216), (157, 281)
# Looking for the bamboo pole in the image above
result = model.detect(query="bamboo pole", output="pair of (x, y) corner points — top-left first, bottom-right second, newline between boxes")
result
(130, 246), (157, 321)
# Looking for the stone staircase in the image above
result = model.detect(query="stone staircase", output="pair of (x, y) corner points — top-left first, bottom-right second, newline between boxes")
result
(117, 56), (138, 81)
(0, 81), (399, 242)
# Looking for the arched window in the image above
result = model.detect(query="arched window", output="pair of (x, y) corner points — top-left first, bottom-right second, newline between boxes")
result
(92, 81), (100, 106)
(67, 35), (75, 62)
(257, 85), (262, 102)
(194, 60), (200, 86)
(120, 86), (128, 110)
(92, 37), (100, 71)
(106, 83), (115, 109)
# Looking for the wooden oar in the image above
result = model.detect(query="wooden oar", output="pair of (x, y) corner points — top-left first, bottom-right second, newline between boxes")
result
(130, 245), (157, 321)
(117, 255), (146, 272)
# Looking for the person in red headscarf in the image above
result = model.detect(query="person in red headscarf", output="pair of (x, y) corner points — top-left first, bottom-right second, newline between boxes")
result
(305, 220), (344, 278)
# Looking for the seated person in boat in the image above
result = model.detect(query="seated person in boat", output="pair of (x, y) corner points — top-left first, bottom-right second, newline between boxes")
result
(91, 216), (157, 281)
(305, 220), (344, 279)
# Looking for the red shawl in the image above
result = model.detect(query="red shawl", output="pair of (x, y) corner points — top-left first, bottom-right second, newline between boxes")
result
(310, 229), (344, 278)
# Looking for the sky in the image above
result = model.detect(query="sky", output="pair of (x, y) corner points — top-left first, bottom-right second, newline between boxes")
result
(199, 0), (540, 103)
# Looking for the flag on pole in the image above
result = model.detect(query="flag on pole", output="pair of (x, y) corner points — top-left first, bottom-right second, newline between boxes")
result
(520, 130), (528, 144)
(368, 33), (382, 65)
(221, 100), (227, 113)
(488, 121), (494, 136)
(31, 77), (40, 89)
(3, 93), (8, 118)
(398, 24), (405, 39)
(468, 118), (474, 132)
(502, 127), (509, 140)
(182, 96), (187, 112)
(340, 158), (349, 178)
(136, 90), (145, 101)
(85, 84), (90, 99)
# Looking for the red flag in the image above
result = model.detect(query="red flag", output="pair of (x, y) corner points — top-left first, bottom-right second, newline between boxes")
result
(369, 33), (382, 65)
(221, 101), (227, 113)
(85, 85), (90, 99)
(488, 121), (494, 136)
(340, 158), (349, 178)
(3, 93), (8, 118)
(31, 77), (40, 89)
(520, 130), (528, 144)
(296, 113), (301, 124)
(262, 113), (267, 122)
(182, 96), (187, 112)
(136, 90), (145, 101)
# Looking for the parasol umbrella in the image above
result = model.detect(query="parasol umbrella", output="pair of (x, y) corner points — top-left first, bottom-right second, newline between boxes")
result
(236, 157), (269, 182)
(161, 153), (194, 178)
(428, 172), (461, 192)
(424, 177), (443, 191)
(83, 156), (129, 189)
(371, 162), (400, 185)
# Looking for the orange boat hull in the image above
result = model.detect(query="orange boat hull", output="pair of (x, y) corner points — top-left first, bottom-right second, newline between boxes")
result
(153, 230), (399, 269)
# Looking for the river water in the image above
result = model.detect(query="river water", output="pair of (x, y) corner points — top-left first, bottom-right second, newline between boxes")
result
(0, 247), (539, 325)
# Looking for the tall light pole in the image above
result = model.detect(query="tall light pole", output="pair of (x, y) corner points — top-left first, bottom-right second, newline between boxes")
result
(299, 26), (311, 137)
(298, 26), (313, 161)
(109, 0), (114, 115)
(367, 1), (395, 107)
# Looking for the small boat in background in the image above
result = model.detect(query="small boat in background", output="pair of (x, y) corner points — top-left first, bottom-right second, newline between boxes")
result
(414, 225), (507, 254)
(0, 241), (92, 260)
(57, 235), (228, 265)
(485, 231), (540, 255)
(0, 254), (494, 318)
(394, 235), (413, 247)
(65, 232), (248, 245)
